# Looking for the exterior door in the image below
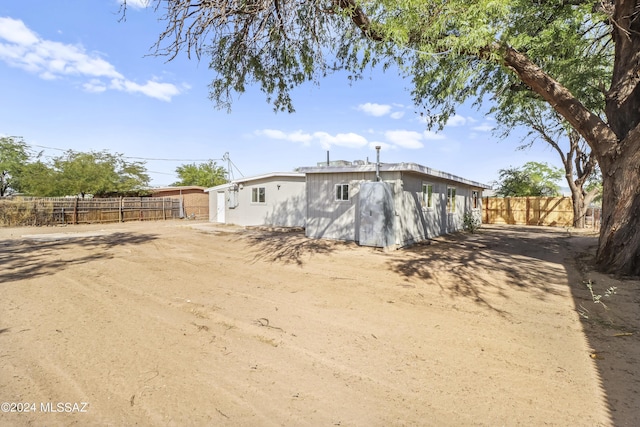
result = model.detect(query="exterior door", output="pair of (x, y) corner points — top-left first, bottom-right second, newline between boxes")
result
(358, 182), (394, 247)
(216, 191), (225, 223)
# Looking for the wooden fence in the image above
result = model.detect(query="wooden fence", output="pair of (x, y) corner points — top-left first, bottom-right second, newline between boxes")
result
(0, 197), (182, 227)
(483, 196), (601, 228)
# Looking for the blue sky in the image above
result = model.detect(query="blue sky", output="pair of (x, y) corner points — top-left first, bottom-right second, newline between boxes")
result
(0, 0), (565, 188)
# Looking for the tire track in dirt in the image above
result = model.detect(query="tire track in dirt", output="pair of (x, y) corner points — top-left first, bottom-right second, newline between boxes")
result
(0, 221), (613, 426)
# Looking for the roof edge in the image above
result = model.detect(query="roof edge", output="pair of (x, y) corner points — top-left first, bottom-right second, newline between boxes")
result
(297, 162), (490, 189)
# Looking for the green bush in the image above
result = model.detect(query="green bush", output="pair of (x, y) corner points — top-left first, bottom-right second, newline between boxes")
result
(463, 212), (481, 233)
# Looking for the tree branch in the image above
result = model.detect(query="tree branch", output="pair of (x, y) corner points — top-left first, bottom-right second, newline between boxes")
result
(499, 44), (617, 159)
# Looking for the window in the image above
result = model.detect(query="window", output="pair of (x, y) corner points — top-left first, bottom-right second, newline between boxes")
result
(472, 191), (479, 209)
(421, 183), (433, 208)
(335, 184), (349, 201)
(251, 187), (265, 203)
(447, 187), (456, 213)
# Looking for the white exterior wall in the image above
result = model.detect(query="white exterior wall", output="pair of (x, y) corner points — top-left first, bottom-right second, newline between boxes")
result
(209, 177), (306, 227)
(393, 173), (446, 246)
(305, 170), (484, 246)
(305, 171), (383, 242)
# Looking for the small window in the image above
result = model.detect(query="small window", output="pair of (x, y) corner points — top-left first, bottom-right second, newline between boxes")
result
(251, 187), (266, 203)
(472, 191), (479, 209)
(335, 184), (349, 201)
(421, 183), (433, 208)
(447, 187), (456, 213)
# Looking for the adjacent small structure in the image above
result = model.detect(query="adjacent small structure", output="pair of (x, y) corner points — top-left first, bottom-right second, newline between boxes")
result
(206, 173), (306, 227)
(150, 186), (209, 219)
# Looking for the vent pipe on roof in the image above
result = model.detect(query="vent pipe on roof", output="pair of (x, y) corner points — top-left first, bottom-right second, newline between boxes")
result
(327, 150), (330, 166)
(375, 146), (381, 182)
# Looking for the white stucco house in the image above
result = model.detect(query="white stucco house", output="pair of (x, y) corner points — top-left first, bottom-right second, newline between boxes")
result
(206, 161), (489, 248)
(206, 172), (306, 227)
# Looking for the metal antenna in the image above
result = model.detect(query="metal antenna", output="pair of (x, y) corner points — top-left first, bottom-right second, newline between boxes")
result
(222, 152), (233, 181)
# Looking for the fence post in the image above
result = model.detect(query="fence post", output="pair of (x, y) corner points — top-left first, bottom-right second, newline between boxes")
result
(119, 197), (124, 223)
(73, 197), (78, 224)
(483, 197), (490, 224)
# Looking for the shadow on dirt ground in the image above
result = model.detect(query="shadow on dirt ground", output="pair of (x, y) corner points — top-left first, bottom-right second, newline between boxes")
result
(388, 224), (639, 426)
(567, 234), (640, 427)
(0, 232), (158, 284)
(387, 225), (571, 314)
(243, 228), (343, 266)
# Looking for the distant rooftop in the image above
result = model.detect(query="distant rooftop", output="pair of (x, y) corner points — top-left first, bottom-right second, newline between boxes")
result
(151, 186), (207, 192)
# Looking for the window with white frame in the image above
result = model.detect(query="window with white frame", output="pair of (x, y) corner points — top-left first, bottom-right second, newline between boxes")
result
(335, 184), (349, 201)
(421, 183), (433, 208)
(251, 187), (266, 203)
(472, 190), (479, 209)
(447, 187), (456, 213)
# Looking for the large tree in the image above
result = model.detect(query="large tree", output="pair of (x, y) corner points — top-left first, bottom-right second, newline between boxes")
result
(51, 151), (149, 198)
(495, 161), (563, 197)
(131, 0), (640, 275)
(172, 160), (227, 187)
(493, 99), (602, 228)
(0, 136), (30, 196)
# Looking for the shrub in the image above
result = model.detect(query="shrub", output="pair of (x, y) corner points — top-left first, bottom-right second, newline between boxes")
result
(463, 212), (481, 233)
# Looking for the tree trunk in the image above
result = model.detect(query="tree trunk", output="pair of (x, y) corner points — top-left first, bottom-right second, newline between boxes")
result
(595, 135), (640, 275)
(570, 189), (585, 229)
(594, 1), (640, 276)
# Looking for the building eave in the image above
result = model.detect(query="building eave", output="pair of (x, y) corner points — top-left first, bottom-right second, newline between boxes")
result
(297, 162), (490, 189)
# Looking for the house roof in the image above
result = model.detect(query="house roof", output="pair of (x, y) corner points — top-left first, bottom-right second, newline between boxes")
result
(297, 162), (490, 189)
(151, 186), (207, 193)
(205, 172), (305, 192)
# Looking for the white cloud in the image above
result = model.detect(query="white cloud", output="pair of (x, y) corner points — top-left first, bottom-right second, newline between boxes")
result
(357, 103), (392, 117)
(312, 132), (368, 149)
(0, 17), (181, 101)
(0, 17), (39, 45)
(83, 79), (107, 93)
(256, 129), (313, 145)
(119, 0), (150, 9)
(472, 123), (494, 132)
(446, 114), (467, 127)
(257, 128), (442, 151)
(390, 111), (405, 119)
(257, 129), (287, 140)
(384, 130), (424, 149)
(423, 130), (446, 141)
(287, 130), (314, 144)
(110, 78), (182, 102)
(257, 129), (367, 149)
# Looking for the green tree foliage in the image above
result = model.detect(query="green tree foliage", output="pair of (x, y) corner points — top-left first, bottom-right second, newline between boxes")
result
(493, 96), (601, 227)
(172, 160), (227, 188)
(2, 138), (150, 197)
(0, 136), (30, 196)
(51, 151), (149, 198)
(495, 162), (563, 197)
(19, 161), (57, 196)
(133, 0), (640, 275)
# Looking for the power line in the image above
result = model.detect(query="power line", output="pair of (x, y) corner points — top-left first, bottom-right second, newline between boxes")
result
(15, 140), (243, 178)
(148, 170), (177, 176)
(26, 142), (223, 162)
(125, 156), (223, 162)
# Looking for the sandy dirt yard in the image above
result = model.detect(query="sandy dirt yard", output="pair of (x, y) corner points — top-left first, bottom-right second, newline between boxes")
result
(1, 220), (638, 426)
